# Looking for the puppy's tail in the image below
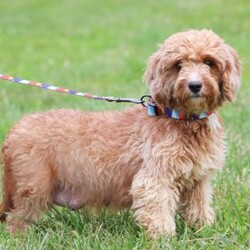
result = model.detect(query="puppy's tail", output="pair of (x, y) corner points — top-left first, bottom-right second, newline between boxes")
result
(0, 145), (15, 222)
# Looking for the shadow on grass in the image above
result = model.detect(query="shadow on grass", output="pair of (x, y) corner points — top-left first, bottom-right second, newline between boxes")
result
(34, 207), (143, 237)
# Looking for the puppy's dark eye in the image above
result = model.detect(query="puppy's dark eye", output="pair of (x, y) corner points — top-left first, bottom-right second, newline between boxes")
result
(204, 60), (214, 67)
(175, 62), (182, 71)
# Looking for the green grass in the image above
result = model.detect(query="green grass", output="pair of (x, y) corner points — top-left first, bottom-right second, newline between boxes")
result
(0, 0), (249, 249)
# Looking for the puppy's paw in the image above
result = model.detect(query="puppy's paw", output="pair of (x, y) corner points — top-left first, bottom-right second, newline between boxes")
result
(183, 206), (215, 226)
(6, 218), (30, 234)
(200, 207), (215, 225)
(147, 221), (176, 239)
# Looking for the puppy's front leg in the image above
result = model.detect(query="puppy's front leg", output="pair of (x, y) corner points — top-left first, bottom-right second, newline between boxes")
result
(179, 173), (215, 226)
(130, 169), (179, 237)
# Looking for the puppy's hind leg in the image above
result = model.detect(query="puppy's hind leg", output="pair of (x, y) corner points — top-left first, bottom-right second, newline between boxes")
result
(4, 158), (55, 234)
(0, 154), (16, 222)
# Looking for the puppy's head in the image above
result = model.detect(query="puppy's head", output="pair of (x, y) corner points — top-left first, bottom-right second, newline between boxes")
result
(144, 30), (241, 114)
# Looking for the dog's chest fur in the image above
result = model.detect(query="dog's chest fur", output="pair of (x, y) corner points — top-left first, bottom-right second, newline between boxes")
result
(144, 113), (226, 188)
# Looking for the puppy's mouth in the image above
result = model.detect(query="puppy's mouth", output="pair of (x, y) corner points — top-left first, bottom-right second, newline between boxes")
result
(189, 94), (204, 99)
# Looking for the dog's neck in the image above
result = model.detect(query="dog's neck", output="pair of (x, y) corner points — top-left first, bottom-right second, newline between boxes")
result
(146, 99), (213, 120)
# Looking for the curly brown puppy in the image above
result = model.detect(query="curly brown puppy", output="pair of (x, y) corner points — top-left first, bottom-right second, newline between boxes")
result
(0, 29), (241, 236)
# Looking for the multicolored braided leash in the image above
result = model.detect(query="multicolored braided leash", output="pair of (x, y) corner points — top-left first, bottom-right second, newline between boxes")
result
(0, 73), (144, 105)
(0, 73), (212, 120)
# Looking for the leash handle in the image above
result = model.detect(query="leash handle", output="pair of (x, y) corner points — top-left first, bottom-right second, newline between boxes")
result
(0, 73), (146, 105)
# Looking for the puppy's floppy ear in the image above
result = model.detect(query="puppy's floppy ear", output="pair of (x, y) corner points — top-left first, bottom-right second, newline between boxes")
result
(143, 50), (173, 108)
(222, 45), (241, 101)
(143, 51), (161, 86)
(143, 51), (169, 108)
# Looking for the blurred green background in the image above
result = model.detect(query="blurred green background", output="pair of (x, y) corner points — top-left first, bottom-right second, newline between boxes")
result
(0, 0), (249, 249)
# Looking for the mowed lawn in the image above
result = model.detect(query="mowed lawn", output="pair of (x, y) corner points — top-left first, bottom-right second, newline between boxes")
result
(0, 0), (249, 249)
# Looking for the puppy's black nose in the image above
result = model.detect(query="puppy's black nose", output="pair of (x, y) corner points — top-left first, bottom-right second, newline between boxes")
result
(188, 81), (202, 93)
